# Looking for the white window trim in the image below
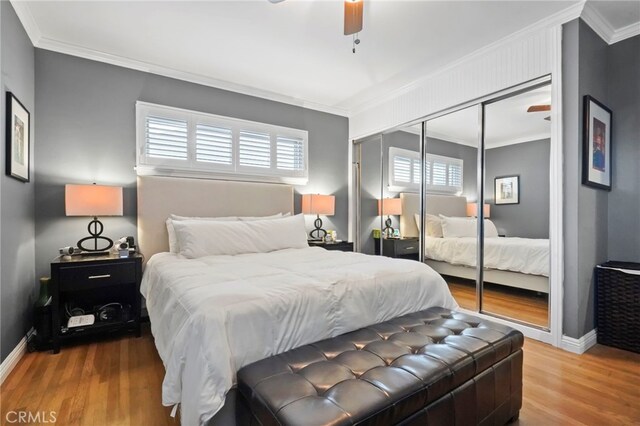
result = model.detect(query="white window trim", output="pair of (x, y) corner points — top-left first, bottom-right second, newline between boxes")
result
(388, 147), (463, 195)
(136, 101), (309, 185)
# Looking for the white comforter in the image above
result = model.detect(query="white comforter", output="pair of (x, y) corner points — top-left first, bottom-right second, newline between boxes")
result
(141, 247), (457, 425)
(424, 236), (549, 276)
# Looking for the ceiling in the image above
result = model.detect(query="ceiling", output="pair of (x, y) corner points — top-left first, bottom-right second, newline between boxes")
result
(12, 1), (639, 116)
(401, 84), (552, 148)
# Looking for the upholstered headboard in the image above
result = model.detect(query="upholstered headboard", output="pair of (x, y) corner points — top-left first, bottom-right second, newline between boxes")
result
(400, 193), (467, 237)
(137, 176), (294, 259)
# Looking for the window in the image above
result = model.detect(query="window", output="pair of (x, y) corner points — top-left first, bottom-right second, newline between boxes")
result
(136, 102), (308, 184)
(389, 147), (463, 194)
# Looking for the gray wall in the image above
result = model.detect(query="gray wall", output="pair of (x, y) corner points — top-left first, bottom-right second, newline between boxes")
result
(0, 1), (36, 362)
(34, 50), (349, 279)
(608, 35), (640, 261)
(485, 139), (550, 239)
(562, 19), (610, 338)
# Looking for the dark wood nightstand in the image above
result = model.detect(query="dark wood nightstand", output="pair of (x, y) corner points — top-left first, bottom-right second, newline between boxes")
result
(374, 237), (419, 260)
(308, 240), (354, 252)
(50, 253), (142, 353)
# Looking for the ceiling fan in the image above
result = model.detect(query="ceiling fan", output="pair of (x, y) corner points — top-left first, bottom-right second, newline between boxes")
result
(268, 0), (364, 53)
(527, 104), (551, 121)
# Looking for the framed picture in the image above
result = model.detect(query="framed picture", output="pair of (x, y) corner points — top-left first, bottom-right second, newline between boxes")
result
(582, 95), (612, 190)
(494, 175), (519, 205)
(5, 92), (31, 182)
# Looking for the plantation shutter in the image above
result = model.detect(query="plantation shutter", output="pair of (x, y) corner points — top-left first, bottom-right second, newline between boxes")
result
(195, 124), (233, 165)
(145, 115), (188, 160)
(276, 136), (305, 171)
(137, 102), (308, 183)
(239, 130), (271, 169)
(393, 156), (412, 183)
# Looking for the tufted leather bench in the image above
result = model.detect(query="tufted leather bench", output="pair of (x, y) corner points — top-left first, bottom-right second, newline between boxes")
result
(237, 307), (523, 426)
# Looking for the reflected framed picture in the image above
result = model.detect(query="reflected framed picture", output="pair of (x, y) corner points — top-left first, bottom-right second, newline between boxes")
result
(494, 175), (519, 205)
(582, 95), (612, 190)
(5, 92), (30, 182)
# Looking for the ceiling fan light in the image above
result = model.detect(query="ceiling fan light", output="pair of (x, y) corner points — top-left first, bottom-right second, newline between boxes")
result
(344, 0), (363, 36)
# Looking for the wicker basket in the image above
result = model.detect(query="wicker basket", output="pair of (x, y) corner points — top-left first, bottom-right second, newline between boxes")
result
(595, 261), (640, 353)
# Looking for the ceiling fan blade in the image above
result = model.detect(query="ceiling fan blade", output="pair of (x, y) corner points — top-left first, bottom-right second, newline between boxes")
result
(268, 0), (285, 3)
(344, 0), (363, 35)
(527, 104), (551, 112)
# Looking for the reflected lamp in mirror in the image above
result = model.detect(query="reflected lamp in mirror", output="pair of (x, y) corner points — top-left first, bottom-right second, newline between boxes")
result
(301, 194), (335, 241)
(378, 198), (402, 238)
(466, 203), (491, 218)
(65, 184), (123, 253)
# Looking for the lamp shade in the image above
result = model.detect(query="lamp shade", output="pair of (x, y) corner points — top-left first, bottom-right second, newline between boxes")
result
(466, 202), (490, 218)
(378, 198), (402, 216)
(301, 194), (335, 216)
(65, 184), (123, 217)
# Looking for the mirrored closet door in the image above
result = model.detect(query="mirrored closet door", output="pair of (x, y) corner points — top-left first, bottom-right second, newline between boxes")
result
(422, 105), (481, 311)
(481, 82), (551, 328)
(354, 77), (552, 331)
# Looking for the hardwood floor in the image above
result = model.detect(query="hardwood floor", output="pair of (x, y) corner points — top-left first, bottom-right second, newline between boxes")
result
(2, 326), (639, 425)
(447, 278), (549, 327)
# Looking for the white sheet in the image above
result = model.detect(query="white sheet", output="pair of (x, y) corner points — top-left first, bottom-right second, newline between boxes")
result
(424, 236), (549, 276)
(141, 247), (457, 425)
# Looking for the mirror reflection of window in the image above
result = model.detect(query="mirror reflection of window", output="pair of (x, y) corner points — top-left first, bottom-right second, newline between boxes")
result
(377, 127), (421, 260)
(422, 105), (480, 312)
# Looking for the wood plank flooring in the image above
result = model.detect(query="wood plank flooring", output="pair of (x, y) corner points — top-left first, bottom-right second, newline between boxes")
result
(1, 325), (639, 425)
(447, 278), (549, 327)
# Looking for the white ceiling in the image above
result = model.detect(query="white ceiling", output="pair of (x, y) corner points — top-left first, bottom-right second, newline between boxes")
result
(402, 84), (552, 148)
(12, 1), (639, 116)
(427, 86), (551, 149)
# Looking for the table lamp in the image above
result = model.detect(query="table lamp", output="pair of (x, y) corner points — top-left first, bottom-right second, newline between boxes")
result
(378, 198), (402, 238)
(466, 203), (491, 218)
(65, 183), (123, 253)
(301, 194), (335, 240)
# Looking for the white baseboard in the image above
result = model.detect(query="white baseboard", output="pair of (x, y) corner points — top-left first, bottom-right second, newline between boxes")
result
(0, 332), (31, 385)
(560, 329), (598, 354)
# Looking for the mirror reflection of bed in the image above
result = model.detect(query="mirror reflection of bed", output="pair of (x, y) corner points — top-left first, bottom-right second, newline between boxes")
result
(401, 192), (549, 328)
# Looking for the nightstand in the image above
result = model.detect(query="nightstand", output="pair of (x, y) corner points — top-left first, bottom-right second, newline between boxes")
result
(50, 253), (142, 354)
(308, 240), (354, 252)
(374, 237), (419, 260)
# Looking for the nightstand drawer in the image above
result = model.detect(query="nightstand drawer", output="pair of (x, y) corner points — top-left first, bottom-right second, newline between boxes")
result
(59, 263), (136, 291)
(395, 239), (419, 255)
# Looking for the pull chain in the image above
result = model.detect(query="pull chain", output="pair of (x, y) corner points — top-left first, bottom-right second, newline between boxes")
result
(352, 33), (361, 53)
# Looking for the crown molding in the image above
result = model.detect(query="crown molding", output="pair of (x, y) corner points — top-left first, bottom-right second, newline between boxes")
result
(609, 21), (640, 45)
(9, 2), (348, 118)
(348, 1), (586, 116)
(581, 2), (640, 45)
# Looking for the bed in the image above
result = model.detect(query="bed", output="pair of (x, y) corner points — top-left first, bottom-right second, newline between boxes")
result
(137, 176), (458, 426)
(399, 192), (549, 294)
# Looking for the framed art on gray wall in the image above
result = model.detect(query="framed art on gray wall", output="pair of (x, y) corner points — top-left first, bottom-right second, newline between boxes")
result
(582, 95), (612, 191)
(494, 175), (519, 205)
(5, 92), (31, 182)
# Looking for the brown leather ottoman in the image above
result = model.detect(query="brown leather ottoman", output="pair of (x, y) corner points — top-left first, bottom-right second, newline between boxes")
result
(237, 307), (523, 426)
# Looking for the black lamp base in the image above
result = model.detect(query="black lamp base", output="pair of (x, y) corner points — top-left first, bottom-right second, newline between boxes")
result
(77, 217), (114, 253)
(382, 216), (395, 238)
(309, 215), (327, 240)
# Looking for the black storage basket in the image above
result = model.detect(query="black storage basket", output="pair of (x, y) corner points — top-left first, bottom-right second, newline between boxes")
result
(595, 261), (640, 353)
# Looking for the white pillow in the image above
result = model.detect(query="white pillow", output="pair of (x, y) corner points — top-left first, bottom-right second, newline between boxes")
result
(439, 215), (476, 238)
(166, 215), (238, 254)
(238, 213), (286, 221)
(414, 214), (444, 238)
(166, 213), (287, 253)
(439, 215), (500, 238)
(173, 214), (309, 258)
(484, 219), (499, 238)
